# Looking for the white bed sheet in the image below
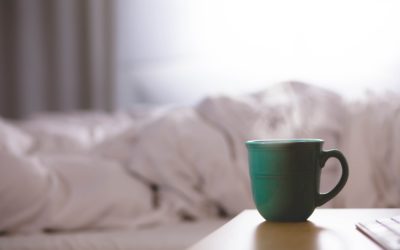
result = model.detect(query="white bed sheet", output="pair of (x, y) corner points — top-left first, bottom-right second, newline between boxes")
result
(0, 219), (227, 250)
(1, 81), (400, 246)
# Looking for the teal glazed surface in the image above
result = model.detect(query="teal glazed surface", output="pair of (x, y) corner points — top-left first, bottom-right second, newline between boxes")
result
(246, 139), (349, 222)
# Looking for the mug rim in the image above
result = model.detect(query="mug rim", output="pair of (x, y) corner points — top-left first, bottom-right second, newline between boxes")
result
(246, 138), (323, 147)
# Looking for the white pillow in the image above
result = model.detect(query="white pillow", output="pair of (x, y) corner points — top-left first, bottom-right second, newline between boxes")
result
(19, 112), (135, 155)
(0, 118), (33, 155)
(0, 151), (49, 232)
(0, 151), (154, 233)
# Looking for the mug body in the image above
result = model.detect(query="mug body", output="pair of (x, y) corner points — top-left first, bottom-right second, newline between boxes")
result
(246, 139), (323, 221)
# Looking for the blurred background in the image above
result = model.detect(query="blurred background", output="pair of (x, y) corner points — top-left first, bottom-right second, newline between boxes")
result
(1, 0), (400, 119)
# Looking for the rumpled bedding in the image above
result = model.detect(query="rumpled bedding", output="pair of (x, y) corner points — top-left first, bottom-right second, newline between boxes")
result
(0, 81), (399, 233)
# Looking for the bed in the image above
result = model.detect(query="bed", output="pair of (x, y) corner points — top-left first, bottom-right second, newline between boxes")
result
(0, 219), (227, 250)
(0, 81), (399, 249)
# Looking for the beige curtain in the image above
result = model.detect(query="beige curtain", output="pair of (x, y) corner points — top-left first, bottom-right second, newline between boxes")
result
(0, 0), (115, 119)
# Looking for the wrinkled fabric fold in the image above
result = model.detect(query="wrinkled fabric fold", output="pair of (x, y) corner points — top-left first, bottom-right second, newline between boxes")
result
(0, 82), (398, 233)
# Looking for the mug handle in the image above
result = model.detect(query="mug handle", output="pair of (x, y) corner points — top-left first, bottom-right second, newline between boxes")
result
(316, 149), (349, 206)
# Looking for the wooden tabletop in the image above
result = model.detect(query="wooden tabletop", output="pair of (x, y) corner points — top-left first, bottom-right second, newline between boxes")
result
(188, 209), (400, 250)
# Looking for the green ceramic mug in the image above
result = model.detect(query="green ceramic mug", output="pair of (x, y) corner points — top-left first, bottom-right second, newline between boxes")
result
(246, 139), (349, 221)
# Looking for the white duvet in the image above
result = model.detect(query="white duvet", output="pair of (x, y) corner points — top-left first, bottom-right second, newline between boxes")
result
(0, 81), (399, 233)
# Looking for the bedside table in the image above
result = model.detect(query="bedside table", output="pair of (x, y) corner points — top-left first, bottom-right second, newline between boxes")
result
(188, 209), (400, 250)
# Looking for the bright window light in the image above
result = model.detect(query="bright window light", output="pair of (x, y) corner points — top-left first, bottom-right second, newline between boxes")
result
(118, 0), (400, 105)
